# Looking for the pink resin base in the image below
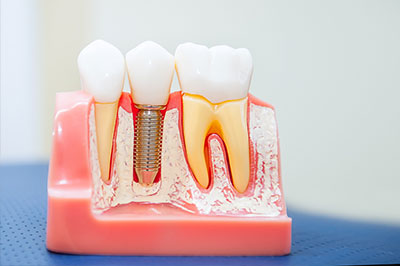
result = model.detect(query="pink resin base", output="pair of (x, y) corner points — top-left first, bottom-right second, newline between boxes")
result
(46, 91), (291, 256)
(47, 200), (291, 255)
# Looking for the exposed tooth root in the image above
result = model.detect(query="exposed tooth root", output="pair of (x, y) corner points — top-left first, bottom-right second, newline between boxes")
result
(95, 102), (118, 182)
(182, 96), (213, 189)
(216, 97), (250, 193)
(182, 93), (250, 193)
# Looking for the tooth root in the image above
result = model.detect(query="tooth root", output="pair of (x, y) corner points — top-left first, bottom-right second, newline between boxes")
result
(217, 98), (250, 193)
(95, 102), (118, 182)
(182, 94), (250, 193)
(182, 94), (213, 189)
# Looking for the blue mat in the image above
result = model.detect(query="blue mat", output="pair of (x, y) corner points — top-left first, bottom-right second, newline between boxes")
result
(1, 163), (399, 266)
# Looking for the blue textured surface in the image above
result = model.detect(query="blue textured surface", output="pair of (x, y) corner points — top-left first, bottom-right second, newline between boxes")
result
(0, 163), (399, 266)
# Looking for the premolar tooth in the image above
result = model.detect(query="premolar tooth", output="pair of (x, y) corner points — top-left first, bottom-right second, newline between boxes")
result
(176, 43), (253, 193)
(78, 40), (125, 182)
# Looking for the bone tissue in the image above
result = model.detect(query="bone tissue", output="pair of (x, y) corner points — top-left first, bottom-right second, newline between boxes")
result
(91, 104), (282, 216)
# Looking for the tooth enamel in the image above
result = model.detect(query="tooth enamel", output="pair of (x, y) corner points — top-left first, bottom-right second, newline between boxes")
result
(78, 40), (125, 182)
(175, 43), (253, 104)
(175, 43), (253, 193)
(126, 41), (174, 106)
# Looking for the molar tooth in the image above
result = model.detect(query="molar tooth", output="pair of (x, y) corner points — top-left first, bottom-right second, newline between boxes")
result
(78, 40), (125, 182)
(176, 43), (253, 193)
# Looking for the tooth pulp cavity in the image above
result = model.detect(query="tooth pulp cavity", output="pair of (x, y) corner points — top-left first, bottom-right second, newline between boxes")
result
(78, 40), (125, 182)
(175, 43), (253, 193)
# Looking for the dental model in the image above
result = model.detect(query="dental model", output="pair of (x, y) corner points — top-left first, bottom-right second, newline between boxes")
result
(47, 40), (292, 256)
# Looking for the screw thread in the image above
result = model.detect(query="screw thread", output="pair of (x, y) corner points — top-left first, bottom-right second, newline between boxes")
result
(134, 109), (163, 173)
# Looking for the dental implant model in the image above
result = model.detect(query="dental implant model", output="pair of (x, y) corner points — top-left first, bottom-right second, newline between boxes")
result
(47, 40), (291, 256)
(126, 41), (174, 186)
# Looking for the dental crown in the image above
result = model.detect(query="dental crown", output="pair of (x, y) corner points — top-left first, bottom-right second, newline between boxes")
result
(175, 42), (253, 103)
(126, 41), (175, 106)
(78, 39), (125, 103)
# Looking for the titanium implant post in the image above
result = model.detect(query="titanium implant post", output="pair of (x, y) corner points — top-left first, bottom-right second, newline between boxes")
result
(134, 105), (164, 185)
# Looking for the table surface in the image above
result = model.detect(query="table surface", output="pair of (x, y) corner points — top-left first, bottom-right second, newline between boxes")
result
(0, 163), (399, 266)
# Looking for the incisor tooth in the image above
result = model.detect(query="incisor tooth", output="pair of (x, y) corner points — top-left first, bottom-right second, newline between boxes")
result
(182, 94), (250, 193)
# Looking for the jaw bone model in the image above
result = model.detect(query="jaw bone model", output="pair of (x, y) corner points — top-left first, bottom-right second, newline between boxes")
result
(47, 40), (292, 256)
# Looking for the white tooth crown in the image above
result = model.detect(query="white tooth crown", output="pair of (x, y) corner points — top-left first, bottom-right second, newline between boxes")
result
(175, 42), (253, 104)
(126, 41), (175, 106)
(78, 40), (125, 103)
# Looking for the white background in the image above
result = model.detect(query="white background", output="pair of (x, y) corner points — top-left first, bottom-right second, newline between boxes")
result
(1, 0), (399, 224)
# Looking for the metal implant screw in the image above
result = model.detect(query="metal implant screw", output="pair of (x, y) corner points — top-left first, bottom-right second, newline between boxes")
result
(134, 105), (164, 186)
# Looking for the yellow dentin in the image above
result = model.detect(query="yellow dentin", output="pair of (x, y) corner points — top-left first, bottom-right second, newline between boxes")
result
(95, 102), (118, 182)
(182, 93), (250, 193)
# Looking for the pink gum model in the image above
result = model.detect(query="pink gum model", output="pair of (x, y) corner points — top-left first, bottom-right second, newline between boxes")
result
(46, 91), (291, 255)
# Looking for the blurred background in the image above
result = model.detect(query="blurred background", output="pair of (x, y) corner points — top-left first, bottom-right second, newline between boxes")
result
(1, 0), (399, 224)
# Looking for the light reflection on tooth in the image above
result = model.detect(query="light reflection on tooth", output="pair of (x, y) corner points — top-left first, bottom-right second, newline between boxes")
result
(182, 93), (250, 193)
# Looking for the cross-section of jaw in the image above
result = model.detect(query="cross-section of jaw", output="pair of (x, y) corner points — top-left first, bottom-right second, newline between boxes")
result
(175, 43), (253, 193)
